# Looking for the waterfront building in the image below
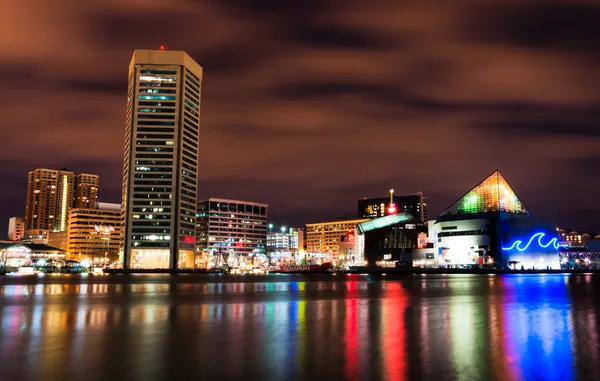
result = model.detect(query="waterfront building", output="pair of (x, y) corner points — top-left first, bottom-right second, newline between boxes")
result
(74, 174), (99, 209)
(266, 227), (305, 263)
(432, 170), (560, 269)
(305, 218), (369, 264)
(357, 212), (422, 265)
(120, 48), (202, 270)
(358, 191), (427, 223)
(556, 228), (590, 248)
(67, 203), (121, 263)
(0, 242), (66, 269)
(7, 217), (24, 241)
(196, 198), (268, 268)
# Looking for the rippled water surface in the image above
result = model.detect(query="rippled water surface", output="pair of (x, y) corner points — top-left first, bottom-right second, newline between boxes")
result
(1, 274), (599, 381)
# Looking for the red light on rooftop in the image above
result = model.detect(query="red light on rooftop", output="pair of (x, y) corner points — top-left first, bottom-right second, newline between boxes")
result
(387, 205), (397, 215)
(159, 45), (166, 50)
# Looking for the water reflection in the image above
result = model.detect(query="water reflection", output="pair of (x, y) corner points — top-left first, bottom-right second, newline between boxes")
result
(1, 275), (599, 381)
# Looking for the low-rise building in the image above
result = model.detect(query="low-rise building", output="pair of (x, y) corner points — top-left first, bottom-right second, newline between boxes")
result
(556, 228), (590, 248)
(66, 203), (121, 264)
(305, 218), (369, 264)
(0, 242), (66, 269)
(8, 217), (25, 241)
(357, 212), (421, 266)
(21, 229), (49, 244)
(267, 227), (305, 263)
(196, 198), (268, 268)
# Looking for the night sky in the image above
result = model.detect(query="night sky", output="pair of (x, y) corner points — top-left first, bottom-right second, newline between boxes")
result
(2, 0), (600, 236)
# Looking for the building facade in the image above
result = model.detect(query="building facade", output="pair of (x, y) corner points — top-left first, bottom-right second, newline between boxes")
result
(358, 192), (427, 223)
(431, 170), (560, 269)
(47, 231), (68, 251)
(0, 243), (66, 270)
(8, 217), (24, 241)
(306, 218), (369, 263)
(266, 227), (305, 262)
(74, 174), (99, 209)
(196, 198), (268, 268)
(20, 230), (49, 244)
(358, 212), (421, 265)
(25, 168), (75, 232)
(556, 228), (590, 248)
(24, 168), (100, 234)
(121, 49), (202, 270)
(67, 203), (121, 263)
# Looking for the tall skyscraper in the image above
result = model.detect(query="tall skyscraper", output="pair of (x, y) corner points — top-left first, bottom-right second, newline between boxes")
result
(121, 49), (202, 270)
(74, 173), (99, 208)
(25, 168), (75, 232)
(24, 169), (100, 234)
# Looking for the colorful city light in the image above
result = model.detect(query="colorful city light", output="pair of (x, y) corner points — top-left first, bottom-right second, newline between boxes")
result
(440, 171), (528, 217)
(502, 232), (560, 252)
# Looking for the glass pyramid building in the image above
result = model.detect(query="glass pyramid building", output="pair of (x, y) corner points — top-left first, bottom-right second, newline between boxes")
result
(439, 170), (529, 217)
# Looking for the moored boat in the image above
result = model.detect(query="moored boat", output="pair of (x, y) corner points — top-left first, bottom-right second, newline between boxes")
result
(277, 263), (333, 274)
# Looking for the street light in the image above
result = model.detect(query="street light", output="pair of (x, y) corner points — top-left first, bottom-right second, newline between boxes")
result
(268, 223), (273, 233)
(281, 226), (286, 233)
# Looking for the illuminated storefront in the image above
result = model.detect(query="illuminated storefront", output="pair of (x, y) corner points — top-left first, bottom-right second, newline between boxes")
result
(0, 243), (66, 270)
(0, 244), (31, 269)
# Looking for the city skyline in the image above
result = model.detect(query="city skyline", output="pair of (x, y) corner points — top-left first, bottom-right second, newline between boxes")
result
(2, 1), (600, 236)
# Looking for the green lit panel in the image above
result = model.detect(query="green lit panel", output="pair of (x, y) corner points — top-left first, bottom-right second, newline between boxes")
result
(440, 171), (528, 217)
(357, 212), (413, 233)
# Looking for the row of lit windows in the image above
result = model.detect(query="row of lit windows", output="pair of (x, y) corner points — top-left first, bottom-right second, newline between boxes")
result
(139, 101), (176, 107)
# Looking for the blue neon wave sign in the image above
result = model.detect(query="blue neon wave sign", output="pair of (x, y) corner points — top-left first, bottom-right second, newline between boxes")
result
(502, 232), (559, 252)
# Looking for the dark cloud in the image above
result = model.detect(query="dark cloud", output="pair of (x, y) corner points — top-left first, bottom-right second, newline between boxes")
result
(90, 12), (189, 48)
(191, 44), (276, 75)
(288, 25), (392, 49)
(62, 78), (126, 95)
(224, 0), (322, 16)
(568, 156), (600, 177)
(484, 105), (600, 137)
(467, 3), (600, 53)
(272, 81), (396, 100)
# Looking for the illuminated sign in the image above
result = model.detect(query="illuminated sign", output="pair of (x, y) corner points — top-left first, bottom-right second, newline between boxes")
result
(502, 232), (559, 252)
(347, 233), (355, 242)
